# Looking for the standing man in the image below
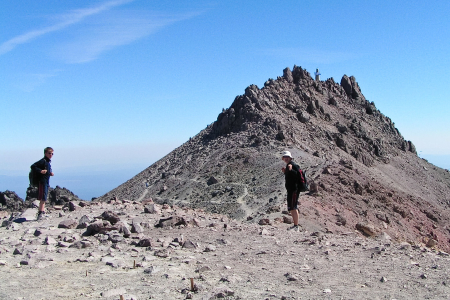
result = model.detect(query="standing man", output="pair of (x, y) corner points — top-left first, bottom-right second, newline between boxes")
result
(281, 150), (301, 231)
(31, 147), (54, 220)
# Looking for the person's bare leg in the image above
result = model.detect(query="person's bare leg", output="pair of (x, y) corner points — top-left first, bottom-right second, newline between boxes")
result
(291, 209), (299, 226)
(39, 200), (45, 212)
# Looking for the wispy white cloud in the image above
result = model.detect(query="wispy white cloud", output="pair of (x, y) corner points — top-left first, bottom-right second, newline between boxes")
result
(0, 0), (134, 55)
(260, 47), (356, 64)
(51, 11), (200, 64)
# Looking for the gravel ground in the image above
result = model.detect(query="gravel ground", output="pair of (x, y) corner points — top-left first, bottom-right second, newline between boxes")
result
(1, 202), (449, 300)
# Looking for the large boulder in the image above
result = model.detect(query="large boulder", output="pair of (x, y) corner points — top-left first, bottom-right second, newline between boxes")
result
(0, 191), (24, 212)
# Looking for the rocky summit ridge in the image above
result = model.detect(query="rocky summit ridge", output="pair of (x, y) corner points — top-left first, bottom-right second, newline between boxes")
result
(98, 66), (446, 252)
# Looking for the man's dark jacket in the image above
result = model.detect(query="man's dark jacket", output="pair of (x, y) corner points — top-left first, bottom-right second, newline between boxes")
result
(284, 161), (300, 191)
(31, 157), (52, 185)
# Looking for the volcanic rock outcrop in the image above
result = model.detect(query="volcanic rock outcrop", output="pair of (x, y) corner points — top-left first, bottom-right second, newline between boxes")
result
(25, 185), (83, 207)
(97, 66), (450, 251)
(0, 190), (24, 212)
(0, 186), (84, 214)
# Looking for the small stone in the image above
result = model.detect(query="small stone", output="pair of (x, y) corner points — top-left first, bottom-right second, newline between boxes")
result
(154, 248), (171, 258)
(131, 223), (143, 234)
(182, 240), (198, 249)
(137, 238), (153, 248)
(198, 265), (212, 273)
(44, 236), (57, 245)
(68, 201), (80, 211)
(144, 204), (161, 214)
(426, 238), (438, 248)
(105, 259), (125, 268)
(284, 273), (299, 281)
(323, 289), (331, 293)
(101, 211), (120, 225)
(283, 216), (293, 224)
(192, 218), (202, 227)
(258, 218), (271, 225)
(399, 242), (412, 251)
(260, 228), (270, 236)
(204, 244), (216, 252)
(144, 266), (160, 275)
(379, 232), (391, 241)
(421, 274), (427, 279)
(214, 288), (234, 298)
(77, 215), (91, 229)
(13, 248), (24, 255)
(70, 240), (92, 249)
(380, 277), (387, 283)
(356, 222), (377, 236)
(58, 241), (71, 248)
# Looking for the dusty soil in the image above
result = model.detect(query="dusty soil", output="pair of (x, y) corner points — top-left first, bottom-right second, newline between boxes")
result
(1, 201), (450, 300)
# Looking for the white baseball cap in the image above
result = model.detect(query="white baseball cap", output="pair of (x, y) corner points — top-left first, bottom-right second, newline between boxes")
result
(281, 151), (292, 158)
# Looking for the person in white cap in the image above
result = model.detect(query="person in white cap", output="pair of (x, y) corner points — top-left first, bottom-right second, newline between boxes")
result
(281, 150), (301, 231)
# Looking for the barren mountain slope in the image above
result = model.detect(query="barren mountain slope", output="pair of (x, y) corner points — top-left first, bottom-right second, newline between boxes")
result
(97, 66), (450, 252)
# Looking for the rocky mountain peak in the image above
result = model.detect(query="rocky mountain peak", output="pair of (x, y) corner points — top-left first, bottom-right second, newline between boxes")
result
(97, 66), (450, 251)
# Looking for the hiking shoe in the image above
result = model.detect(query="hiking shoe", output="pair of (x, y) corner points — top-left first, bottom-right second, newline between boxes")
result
(287, 225), (299, 232)
(36, 212), (47, 221)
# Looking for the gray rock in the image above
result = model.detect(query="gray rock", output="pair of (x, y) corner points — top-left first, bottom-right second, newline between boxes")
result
(154, 248), (171, 258)
(68, 201), (80, 211)
(207, 176), (219, 186)
(144, 204), (160, 214)
(204, 244), (216, 252)
(144, 265), (160, 275)
(155, 216), (187, 228)
(77, 215), (91, 229)
(297, 111), (310, 123)
(70, 240), (93, 249)
(137, 238), (153, 247)
(14, 208), (38, 222)
(57, 241), (70, 248)
(44, 236), (57, 245)
(58, 219), (78, 229)
(101, 211), (120, 225)
(198, 265), (212, 273)
(131, 223), (143, 234)
(182, 240), (198, 249)
(13, 248), (24, 255)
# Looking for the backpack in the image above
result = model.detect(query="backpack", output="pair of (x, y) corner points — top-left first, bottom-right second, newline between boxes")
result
(29, 169), (40, 187)
(298, 168), (309, 192)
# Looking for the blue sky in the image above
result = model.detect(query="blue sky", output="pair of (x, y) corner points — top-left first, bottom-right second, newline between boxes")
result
(1, 0), (449, 200)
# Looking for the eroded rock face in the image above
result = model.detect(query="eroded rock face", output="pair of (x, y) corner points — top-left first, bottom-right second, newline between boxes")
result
(341, 75), (365, 102)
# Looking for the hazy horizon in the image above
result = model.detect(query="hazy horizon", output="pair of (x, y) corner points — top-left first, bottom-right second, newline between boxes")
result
(1, 153), (449, 201)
